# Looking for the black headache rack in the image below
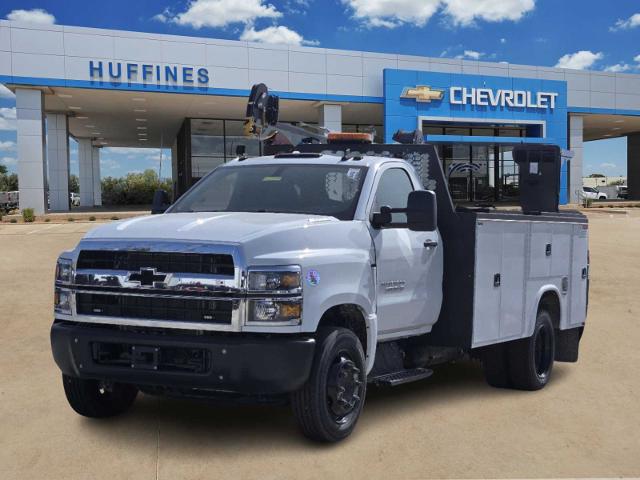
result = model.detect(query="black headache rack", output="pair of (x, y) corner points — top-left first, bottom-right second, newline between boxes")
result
(290, 141), (581, 348)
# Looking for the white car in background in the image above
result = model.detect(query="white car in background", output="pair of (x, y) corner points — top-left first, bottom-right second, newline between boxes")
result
(70, 193), (80, 207)
(582, 186), (607, 200)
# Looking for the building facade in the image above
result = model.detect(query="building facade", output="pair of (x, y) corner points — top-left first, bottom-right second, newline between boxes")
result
(1, 19), (640, 213)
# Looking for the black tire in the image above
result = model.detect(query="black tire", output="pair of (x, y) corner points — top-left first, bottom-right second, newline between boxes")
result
(291, 327), (367, 442)
(482, 342), (511, 388)
(62, 374), (138, 418)
(507, 310), (556, 390)
(599, 196), (606, 200)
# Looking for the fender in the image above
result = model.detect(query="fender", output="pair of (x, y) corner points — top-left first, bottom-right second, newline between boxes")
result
(527, 284), (563, 337)
(314, 293), (378, 374)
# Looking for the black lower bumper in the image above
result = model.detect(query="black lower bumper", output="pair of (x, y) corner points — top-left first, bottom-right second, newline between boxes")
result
(51, 321), (316, 395)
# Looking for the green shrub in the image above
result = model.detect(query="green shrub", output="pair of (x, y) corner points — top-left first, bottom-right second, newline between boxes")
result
(89, 216), (96, 221)
(101, 169), (172, 206)
(10, 218), (17, 223)
(110, 216), (119, 221)
(582, 197), (593, 208)
(67, 217), (75, 222)
(45, 218), (51, 222)
(22, 208), (35, 223)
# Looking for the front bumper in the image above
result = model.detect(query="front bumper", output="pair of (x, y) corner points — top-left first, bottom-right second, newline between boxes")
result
(51, 321), (316, 395)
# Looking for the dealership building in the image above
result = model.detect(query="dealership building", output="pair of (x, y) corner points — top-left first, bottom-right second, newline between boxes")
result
(2, 19), (640, 213)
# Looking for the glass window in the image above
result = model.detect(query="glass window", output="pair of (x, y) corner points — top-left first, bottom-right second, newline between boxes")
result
(445, 127), (470, 136)
(424, 126), (444, 135)
(372, 168), (414, 223)
(471, 128), (494, 136)
(170, 164), (368, 221)
(224, 120), (261, 158)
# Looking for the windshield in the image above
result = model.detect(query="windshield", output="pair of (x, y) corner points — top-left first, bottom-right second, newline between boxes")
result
(169, 163), (368, 221)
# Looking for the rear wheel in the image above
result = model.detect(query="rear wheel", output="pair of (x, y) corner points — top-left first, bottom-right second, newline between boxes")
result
(291, 327), (366, 442)
(62, 374), (138, 418)
(507, 310), (555, 390)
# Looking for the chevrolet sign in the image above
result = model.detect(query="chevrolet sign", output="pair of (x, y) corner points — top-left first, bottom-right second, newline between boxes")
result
(450, 87), (558, 110)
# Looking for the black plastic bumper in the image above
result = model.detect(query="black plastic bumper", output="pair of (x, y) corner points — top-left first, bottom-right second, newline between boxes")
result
(51, 321), (316, 395)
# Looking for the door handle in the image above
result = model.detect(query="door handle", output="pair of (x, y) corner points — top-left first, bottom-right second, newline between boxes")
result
(423, 240), (439, 248)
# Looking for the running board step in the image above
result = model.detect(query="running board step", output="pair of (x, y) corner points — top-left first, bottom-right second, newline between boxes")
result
(369, 367), (433, 387)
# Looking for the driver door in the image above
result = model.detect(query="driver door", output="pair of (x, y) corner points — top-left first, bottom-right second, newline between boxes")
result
(368, 166), (442, 338)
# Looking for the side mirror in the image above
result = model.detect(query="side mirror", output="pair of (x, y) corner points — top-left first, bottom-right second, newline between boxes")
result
(407, 190), (437, 232)
(151, 189), (171, 214)
(371, 205), (392, 228)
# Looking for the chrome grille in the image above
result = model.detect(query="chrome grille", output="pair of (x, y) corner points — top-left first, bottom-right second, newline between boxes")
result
(77, 250), (234, 276)
(76, 292), (234, 324)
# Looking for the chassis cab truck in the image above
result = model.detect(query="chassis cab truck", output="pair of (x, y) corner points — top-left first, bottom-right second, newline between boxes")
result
(51, 144), (588, 442)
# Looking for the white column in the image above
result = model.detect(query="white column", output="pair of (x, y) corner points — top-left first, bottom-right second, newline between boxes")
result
(568, 115), (584, 204)
(78, 138), (94, 207)
(16, 89), (47, 214)
(92, 146), (102, 206)
(46, 113), (70, 211)
(171, 139), (178, 201)
(318, 104), (342, 132)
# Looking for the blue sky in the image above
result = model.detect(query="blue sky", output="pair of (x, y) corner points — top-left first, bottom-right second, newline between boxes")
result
(1, 0), (638, 178)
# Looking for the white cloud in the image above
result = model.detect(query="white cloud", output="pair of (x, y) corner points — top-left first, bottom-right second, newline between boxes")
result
(1, 156), (17, 166)
(157, 0), (281, 29)
(456, 49), (483, 60)
(555, 50), (603, 70)
(600, 162), (616, 169)
(0, 107), (17, 131)
(635, 54), (640, 63)
(342, 0), (535, 28)
(604, 63), (632, 73)
(240, 25), (318, 46)
(442, 0), (535, 26)
(500, 37), (507, 44)
(610, 13), (640, 31)
(0, 84), (15, 99)
(5, 8), (55, 25)
(341, 0), (441, 28)
(0, 140), (16, 151)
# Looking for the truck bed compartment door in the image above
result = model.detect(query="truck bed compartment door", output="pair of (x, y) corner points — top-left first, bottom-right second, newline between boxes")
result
(472, 221), (503, 345)
(499, 224), (527, 338)
(569, 224), (589, 327)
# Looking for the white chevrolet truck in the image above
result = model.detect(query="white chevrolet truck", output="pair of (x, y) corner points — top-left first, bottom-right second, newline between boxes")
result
(51, 143), (588, 442)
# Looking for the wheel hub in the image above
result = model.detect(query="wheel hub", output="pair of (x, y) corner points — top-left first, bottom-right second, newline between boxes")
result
(327, 355), (362, 420)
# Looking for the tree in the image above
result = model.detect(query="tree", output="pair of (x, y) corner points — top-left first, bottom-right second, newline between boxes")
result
(69, 174), (79, 193)
(101, 169), (172, 205)
(588, 173), (605, 178)
(0, 164), (7, 175)
(0, 172), (18, 191)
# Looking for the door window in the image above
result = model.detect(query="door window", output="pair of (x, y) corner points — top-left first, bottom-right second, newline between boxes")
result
(372, 168), (414, 224)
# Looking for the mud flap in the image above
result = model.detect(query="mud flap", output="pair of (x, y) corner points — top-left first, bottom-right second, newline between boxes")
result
(555, 327), (583, 362)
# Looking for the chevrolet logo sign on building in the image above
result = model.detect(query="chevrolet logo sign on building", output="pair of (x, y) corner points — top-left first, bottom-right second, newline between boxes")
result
(401, 85), (444, 103)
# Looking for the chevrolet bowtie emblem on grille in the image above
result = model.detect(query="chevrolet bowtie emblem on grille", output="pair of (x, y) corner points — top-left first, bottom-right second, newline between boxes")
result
(127, 268), (167, 287)
(401, 85), (444, 103)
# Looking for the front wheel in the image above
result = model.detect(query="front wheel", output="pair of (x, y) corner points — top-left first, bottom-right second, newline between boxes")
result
(291, 327), (367, 442)
(62, 374), (138, 418)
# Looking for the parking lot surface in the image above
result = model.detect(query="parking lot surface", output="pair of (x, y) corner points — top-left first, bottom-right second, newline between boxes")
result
(1, 214), (639, 479)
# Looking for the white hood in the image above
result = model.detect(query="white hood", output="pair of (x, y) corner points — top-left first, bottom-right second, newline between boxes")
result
(83, 212), (338, 244)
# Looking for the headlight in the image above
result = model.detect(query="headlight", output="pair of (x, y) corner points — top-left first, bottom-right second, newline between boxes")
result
(248, 298), (302, 325)
(55, 258), (73, 284)
(247, 267), (301, 293)
(54, 287), (72, 314)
